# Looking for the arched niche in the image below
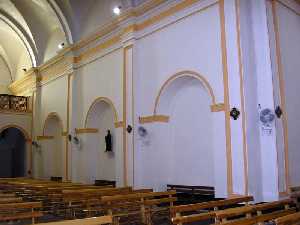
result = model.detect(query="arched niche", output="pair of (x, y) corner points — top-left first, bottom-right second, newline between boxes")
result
(0, 125), (29, 178)
(83, 97), (118, 185)
(42, 113), (64, 179)
(137, 71), (220, 191)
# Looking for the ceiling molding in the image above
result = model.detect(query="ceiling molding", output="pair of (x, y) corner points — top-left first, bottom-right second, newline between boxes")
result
(0, 10), (37, 67)
(0, 54), (13, 82)
(47, 0), (73, 44)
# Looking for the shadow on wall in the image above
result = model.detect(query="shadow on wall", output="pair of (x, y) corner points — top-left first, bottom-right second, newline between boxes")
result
(0, 128), (26, 178)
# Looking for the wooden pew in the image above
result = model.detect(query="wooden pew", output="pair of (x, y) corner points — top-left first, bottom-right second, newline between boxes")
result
(101, 190), (176, 225)
(35, 215), (113, 225)
(0, 193), (15, 197)
(0, 197), (23, 203)
(218, 209), (296, 225)
(168, 184), (214, 204)
(216, 199), (294, 223)
(275, 212), (300, 225)
(289, 186), (300, 208)
(0, 201), (43, 224)
(172, 199), (294, 225)
(62, 187), (133, 218)
(171, 195), (253, 219)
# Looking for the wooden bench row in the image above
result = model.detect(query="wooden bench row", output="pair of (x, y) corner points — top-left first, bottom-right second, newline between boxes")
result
(35, 216), (113, 225)
(30, 213), (300, 225)
(0, 201), (43, 224)
(172, 198), (295, 225)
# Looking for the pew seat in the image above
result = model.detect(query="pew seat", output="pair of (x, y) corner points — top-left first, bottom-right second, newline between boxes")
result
(275, 211), (300, 225)
(219, 208), (296, 225)
(35, 215), (113, 225)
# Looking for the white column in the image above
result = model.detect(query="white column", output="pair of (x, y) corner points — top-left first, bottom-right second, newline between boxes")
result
(251, 0), (279, 201)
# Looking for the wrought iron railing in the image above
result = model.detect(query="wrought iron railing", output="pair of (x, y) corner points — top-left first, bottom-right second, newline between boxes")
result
(0, 94), (29, 112)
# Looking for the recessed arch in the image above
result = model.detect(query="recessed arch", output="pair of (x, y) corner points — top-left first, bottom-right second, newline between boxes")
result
(153, 70), (216, 115)
(43, 112), (64, 135)
(85, 97), (119, 128)
(136, 70), (222, 191)
(0, 124), (30, 141)
(0, 124), (31, 177)
(42, 112), (64, 179)
(83, 96), (118, 185)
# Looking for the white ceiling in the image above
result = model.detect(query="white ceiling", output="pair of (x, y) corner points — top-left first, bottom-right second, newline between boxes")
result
(0, 0), (147, 89)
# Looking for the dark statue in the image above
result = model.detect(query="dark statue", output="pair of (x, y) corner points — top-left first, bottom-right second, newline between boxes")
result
(105, 130), (112, 152)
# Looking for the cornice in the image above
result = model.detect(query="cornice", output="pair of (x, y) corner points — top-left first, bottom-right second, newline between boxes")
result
(0, 110), (32, 116)
(9, 68), (38, 95)
(139, 115), (169, 124)
(75, 128), (99, 134)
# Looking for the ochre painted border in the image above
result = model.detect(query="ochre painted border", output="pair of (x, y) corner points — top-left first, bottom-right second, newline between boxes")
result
(139, 115), (170, 124)
(114, 121), (124, 128)
(219, 0), (233, 195)
(75, 128), (99, 134)
(235, 0), (249, 195)
(37, 135), (54, 140)
(123, 45), (133, 186)
(271, 0), (290, 193)
(153, 70), (217, 115)
(211, 103), (225, 112)
(84, 96), (119, 128)
(43, 112), (64, 136)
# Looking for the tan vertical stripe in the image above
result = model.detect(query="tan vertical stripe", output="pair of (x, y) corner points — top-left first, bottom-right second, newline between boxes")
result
(30, 92), (35, 176)
(66, 74), (71, 180)
(235, 0), (249, 195)
(123, 47), (128, 186)
(271, 0), (290, 192)
(219, 0), (233, 195)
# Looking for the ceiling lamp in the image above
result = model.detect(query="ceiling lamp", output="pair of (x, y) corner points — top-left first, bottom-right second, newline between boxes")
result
(58, 43), (65, 49)
(113, 6), (121, 15)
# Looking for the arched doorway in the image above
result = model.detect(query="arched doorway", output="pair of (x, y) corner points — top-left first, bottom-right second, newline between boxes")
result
(136, 72), (217, 191)
(84, 98), (118, 185)
(0, 127), (27, 177)
(43, 113), (64, 179)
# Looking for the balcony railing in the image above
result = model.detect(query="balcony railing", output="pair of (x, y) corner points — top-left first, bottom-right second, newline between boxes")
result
(0, 94), (29, 112)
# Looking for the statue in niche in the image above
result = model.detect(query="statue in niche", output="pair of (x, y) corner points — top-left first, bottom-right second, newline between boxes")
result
(105, 130), (112, 152)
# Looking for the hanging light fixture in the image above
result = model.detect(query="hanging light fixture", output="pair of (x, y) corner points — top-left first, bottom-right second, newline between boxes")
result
(113, 6), (121, 15)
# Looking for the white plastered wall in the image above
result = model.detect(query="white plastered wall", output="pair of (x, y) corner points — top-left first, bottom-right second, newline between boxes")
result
(81, 102), (117, 184)
(269, 1), (300, 188)
(40, 117), (64, 179)
(32, 76), (68, 179)
(71, 49), (123, 185)
(133, 1), (229, 197)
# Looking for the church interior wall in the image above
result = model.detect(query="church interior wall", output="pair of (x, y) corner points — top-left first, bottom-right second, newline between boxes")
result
(133, 2), (228, 196)
(70, 48), (123, 184)
(1, 0), (300, 203)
